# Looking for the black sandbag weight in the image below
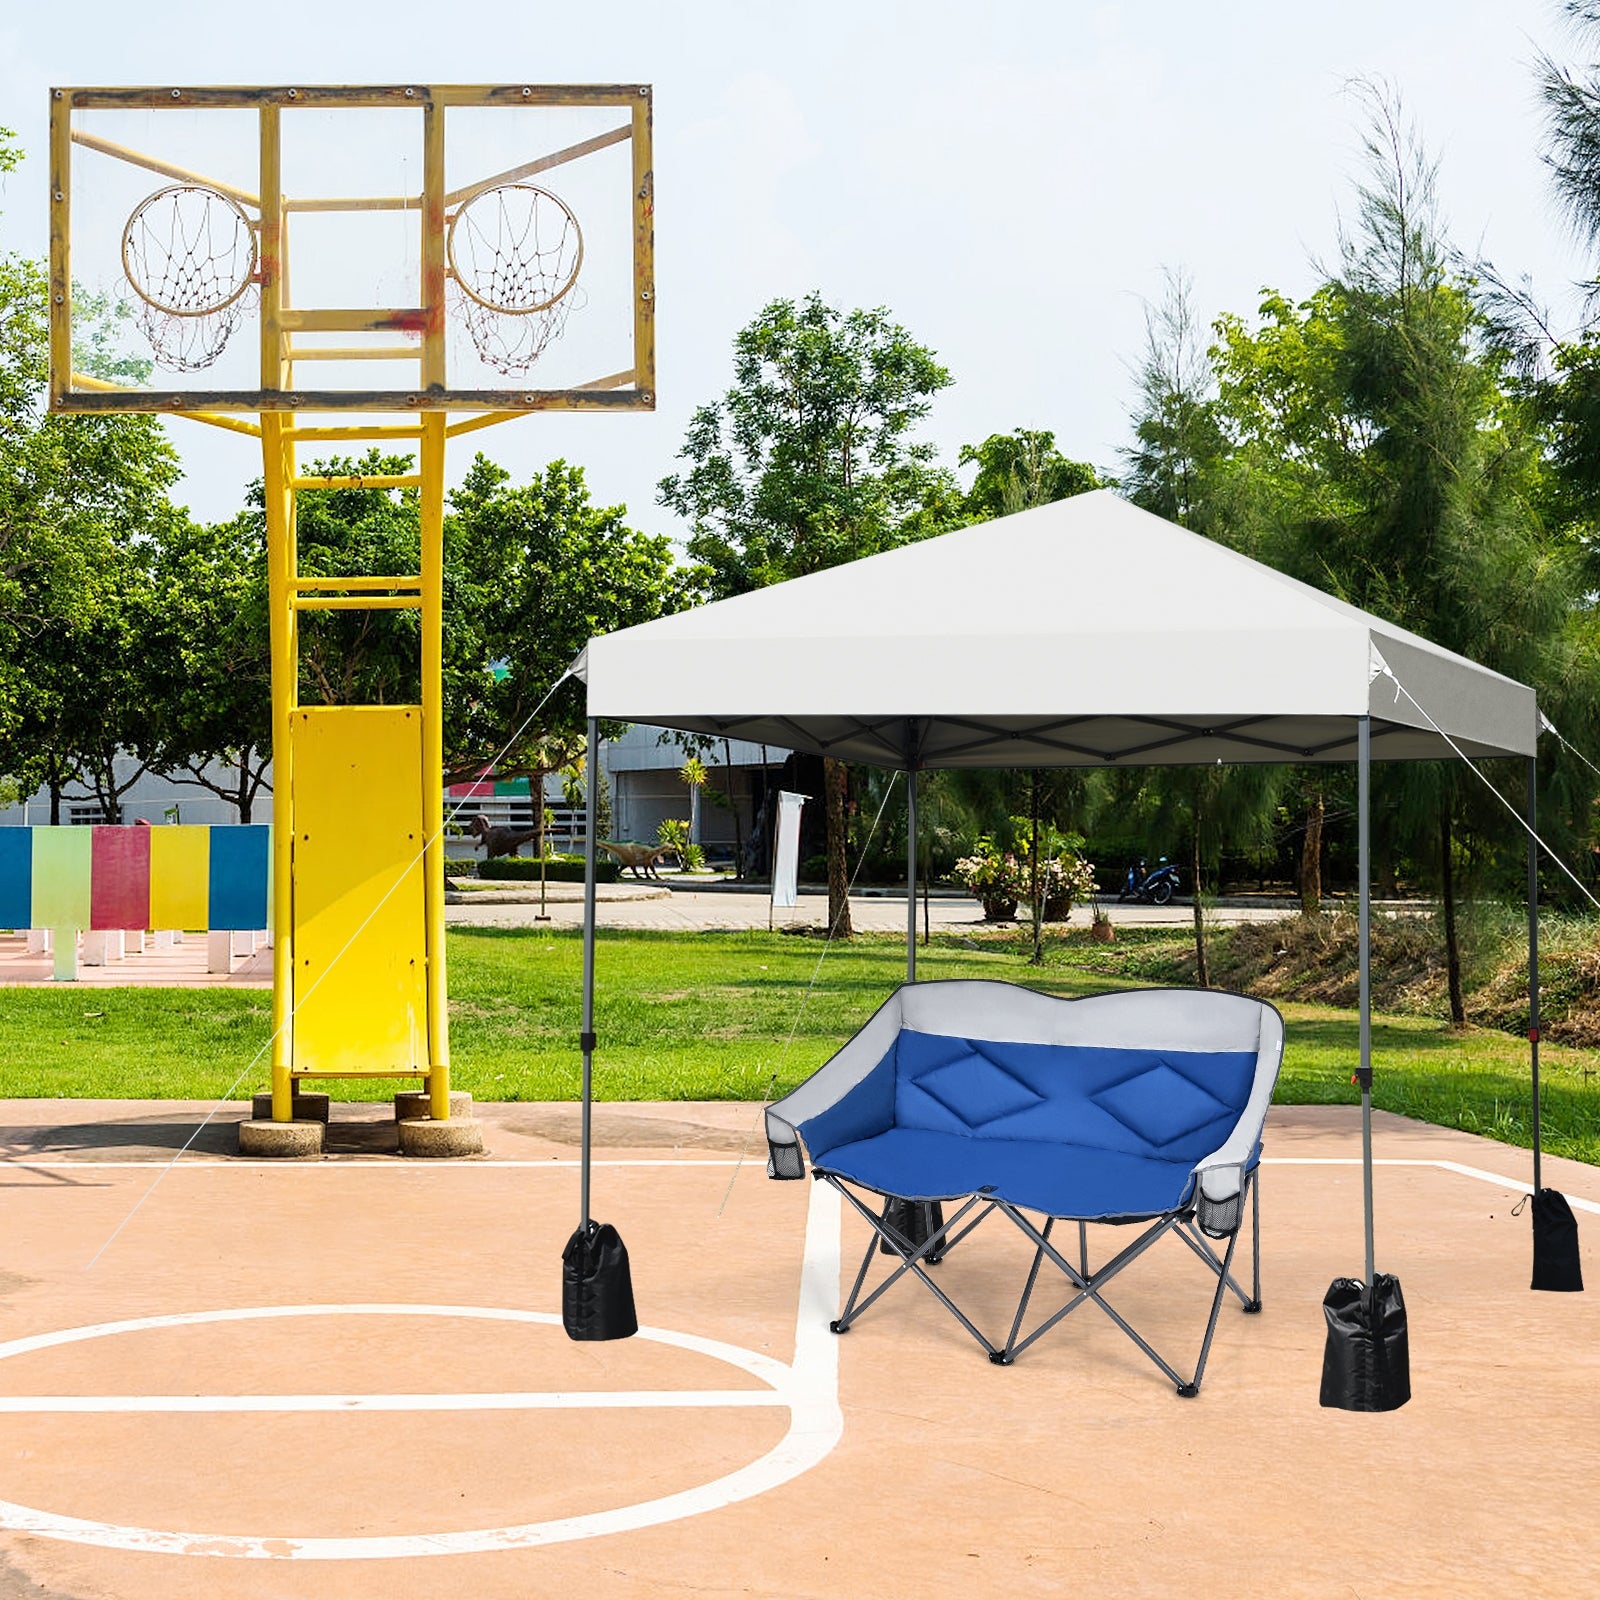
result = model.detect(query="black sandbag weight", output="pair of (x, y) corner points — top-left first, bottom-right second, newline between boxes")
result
(562, 1219), (639, 1341)
(878, 1197), (947, 1261)
(1530, 1188), (1584, 1292)
(1319, 1273), (1410, 1412)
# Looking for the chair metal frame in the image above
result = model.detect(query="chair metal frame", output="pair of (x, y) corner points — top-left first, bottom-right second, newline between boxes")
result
(817, 1167), (1262, 1397)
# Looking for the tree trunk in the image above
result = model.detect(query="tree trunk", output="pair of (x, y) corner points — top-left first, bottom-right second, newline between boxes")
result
(48, 779), (61, 827)
(535, 777), (547, 860)
(237, 760), (252, 825)
(824, 756), (853, 938)
(1441, 799), (1465, 1024)
(1191, 804), (1209, 989)
(1300, 787), (1324, 916)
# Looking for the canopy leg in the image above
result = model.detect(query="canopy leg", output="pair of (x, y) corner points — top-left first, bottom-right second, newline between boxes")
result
(906, 762), (918, 984)
(1527, 754), (1584, 1291)
(563, 716), (638, 1341)
(1319, 711), (1410, 1408)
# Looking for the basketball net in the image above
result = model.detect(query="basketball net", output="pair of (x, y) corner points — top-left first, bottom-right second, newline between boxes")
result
(448, 183), (584, 376)
(122, 185), (259, 372)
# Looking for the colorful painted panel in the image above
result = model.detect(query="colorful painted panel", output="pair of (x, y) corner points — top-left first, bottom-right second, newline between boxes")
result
(90, 827), (151, 930)
(209, 826), (269, 931)
(0, 829), (31, 928)
(148, 826), (210, 930)
(32, 828), (92, 929)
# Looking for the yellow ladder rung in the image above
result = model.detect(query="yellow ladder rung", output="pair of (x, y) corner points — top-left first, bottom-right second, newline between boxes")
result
(288, 347), (424, 363)
(292, 575), (422, 592)
(291, 474), (423, 490)
(286, 426), (425, 442)
(293, 594), (423, 612)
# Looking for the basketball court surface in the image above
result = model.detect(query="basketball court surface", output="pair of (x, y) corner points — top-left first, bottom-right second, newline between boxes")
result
(1, 1098), (1597, 1598)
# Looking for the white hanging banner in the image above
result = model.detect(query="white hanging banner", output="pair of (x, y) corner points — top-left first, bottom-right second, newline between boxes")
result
(772, 791), (807, 908)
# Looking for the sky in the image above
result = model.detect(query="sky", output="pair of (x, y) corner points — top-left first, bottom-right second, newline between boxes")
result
(0, 0), (1595, 541)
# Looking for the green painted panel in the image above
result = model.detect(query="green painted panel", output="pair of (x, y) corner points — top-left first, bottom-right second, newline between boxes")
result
(32, 827), (92, 929)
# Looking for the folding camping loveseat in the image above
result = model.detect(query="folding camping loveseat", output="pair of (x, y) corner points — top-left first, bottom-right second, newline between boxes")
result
(766, 980), (1285, 1395)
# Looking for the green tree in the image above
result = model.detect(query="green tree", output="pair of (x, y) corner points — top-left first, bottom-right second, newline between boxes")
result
(658, 291), (954, 934)
(1197, 88), (1585, 1005)
(446, 453), (694, 785)
(150, 514), (273, 821)
(958, 429), (1103, 520)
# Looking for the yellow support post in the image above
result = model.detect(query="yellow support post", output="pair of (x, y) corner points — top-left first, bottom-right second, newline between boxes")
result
(48, 92), (72, 413)
(259, 103), (298, 1125)
(421, 98), (452, 1121)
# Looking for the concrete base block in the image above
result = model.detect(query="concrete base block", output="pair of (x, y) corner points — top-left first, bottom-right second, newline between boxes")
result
(251, 1091), (331, 1124)
(83, 930), (125, 966)
(26, 929), (50, 955)
(394, 1090), (474, 1122)
(398, 1117), (484, 1158)
(238, 1118), (324, 1157)
(206, 930), (233, 974)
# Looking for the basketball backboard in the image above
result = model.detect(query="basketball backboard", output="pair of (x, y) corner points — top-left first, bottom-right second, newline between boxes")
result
(48, 84), (654, 416)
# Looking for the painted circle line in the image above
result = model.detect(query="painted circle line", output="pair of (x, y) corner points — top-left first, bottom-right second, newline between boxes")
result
(0, 1284), (843, 1560)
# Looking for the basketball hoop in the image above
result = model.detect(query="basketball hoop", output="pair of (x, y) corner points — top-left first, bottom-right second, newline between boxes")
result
(447, 183), (583, 375)
(122, 184), (259, 372)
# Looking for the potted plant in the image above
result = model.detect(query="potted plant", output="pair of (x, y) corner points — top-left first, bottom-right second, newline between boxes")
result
(1037, 851), (1100, 921)
(1089, 896), (1115, 942)
(954, 839), (1027, 921)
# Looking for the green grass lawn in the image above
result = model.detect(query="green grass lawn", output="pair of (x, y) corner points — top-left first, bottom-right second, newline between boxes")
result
(3, 925), (1596, 1163)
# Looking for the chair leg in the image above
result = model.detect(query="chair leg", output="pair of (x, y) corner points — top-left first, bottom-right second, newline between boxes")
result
(996, 1202), (1250, 1396)
(1246, 1168), (1262, 1313)
(998, 1218), (1055, 1363)
(1177, 1224), (1242, 1398)
(823, 1177), (1001, 1356)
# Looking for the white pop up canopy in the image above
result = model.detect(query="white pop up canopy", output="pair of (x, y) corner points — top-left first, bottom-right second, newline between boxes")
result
(577, 490), (1537, 769)
(563, 490), (1553, 1372)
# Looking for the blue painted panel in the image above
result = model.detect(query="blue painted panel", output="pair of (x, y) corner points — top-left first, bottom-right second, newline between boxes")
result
(0, 829), (31, 928)
(208, 826), (270, 931)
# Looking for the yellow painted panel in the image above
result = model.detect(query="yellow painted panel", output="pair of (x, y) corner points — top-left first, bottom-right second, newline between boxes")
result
(291, 705), (427, 1077)
(148, 826), (211, 930)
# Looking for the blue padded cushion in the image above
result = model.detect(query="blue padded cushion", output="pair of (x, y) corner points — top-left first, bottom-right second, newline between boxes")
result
(798, 1029), (1260, 1220)
(817, 1130), (1199, 1220)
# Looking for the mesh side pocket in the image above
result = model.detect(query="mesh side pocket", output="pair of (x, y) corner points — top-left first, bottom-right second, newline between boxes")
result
(1196, 1188), (1243, 1239)
(767, 1140), (805, 1180)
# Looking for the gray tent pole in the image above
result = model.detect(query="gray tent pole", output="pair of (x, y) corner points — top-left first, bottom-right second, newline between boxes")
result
(906, 764), (918, 984)
(1528, 755), (1543, 1196)
(580, 715), (599, 1232)
(1358, 714), (1375, 1285)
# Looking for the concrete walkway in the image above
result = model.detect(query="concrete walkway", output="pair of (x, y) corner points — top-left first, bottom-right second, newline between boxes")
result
(0, 890), (1325, 986)
(445, 881), (1303, 933)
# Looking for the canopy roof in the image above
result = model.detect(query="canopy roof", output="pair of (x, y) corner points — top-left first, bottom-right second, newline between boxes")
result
(578, 491), (1538, 769)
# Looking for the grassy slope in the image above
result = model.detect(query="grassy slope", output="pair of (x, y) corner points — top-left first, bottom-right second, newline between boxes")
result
(1, 924), (1594, 1163)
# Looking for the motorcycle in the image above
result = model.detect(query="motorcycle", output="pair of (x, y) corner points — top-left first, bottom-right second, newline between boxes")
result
(1119, 856), (1180, 906)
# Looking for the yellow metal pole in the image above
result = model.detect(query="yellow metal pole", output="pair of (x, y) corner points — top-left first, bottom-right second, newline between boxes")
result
(421, 97), (451, 1119)
(630, 87), (655, 402)
(259, 103), (298, 1123)
(48, 92), (72, 411)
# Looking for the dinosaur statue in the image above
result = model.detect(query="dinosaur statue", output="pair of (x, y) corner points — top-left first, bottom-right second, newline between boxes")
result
(464, 813), (541, 860)
(597, 840), (679, 879)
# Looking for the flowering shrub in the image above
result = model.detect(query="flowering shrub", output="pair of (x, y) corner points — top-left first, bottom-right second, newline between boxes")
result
(953, 839), (1028, 919)
(1035, 852), (1099, 913)
(954, 837), (1097, 921)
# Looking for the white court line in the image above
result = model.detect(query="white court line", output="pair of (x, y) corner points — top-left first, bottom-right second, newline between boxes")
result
(0, 1391), (789, 1414)
(0, 1180), (843, 1560)
(0, 1158), (745, 1170)
(1264, 1155), (1600, 1216)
